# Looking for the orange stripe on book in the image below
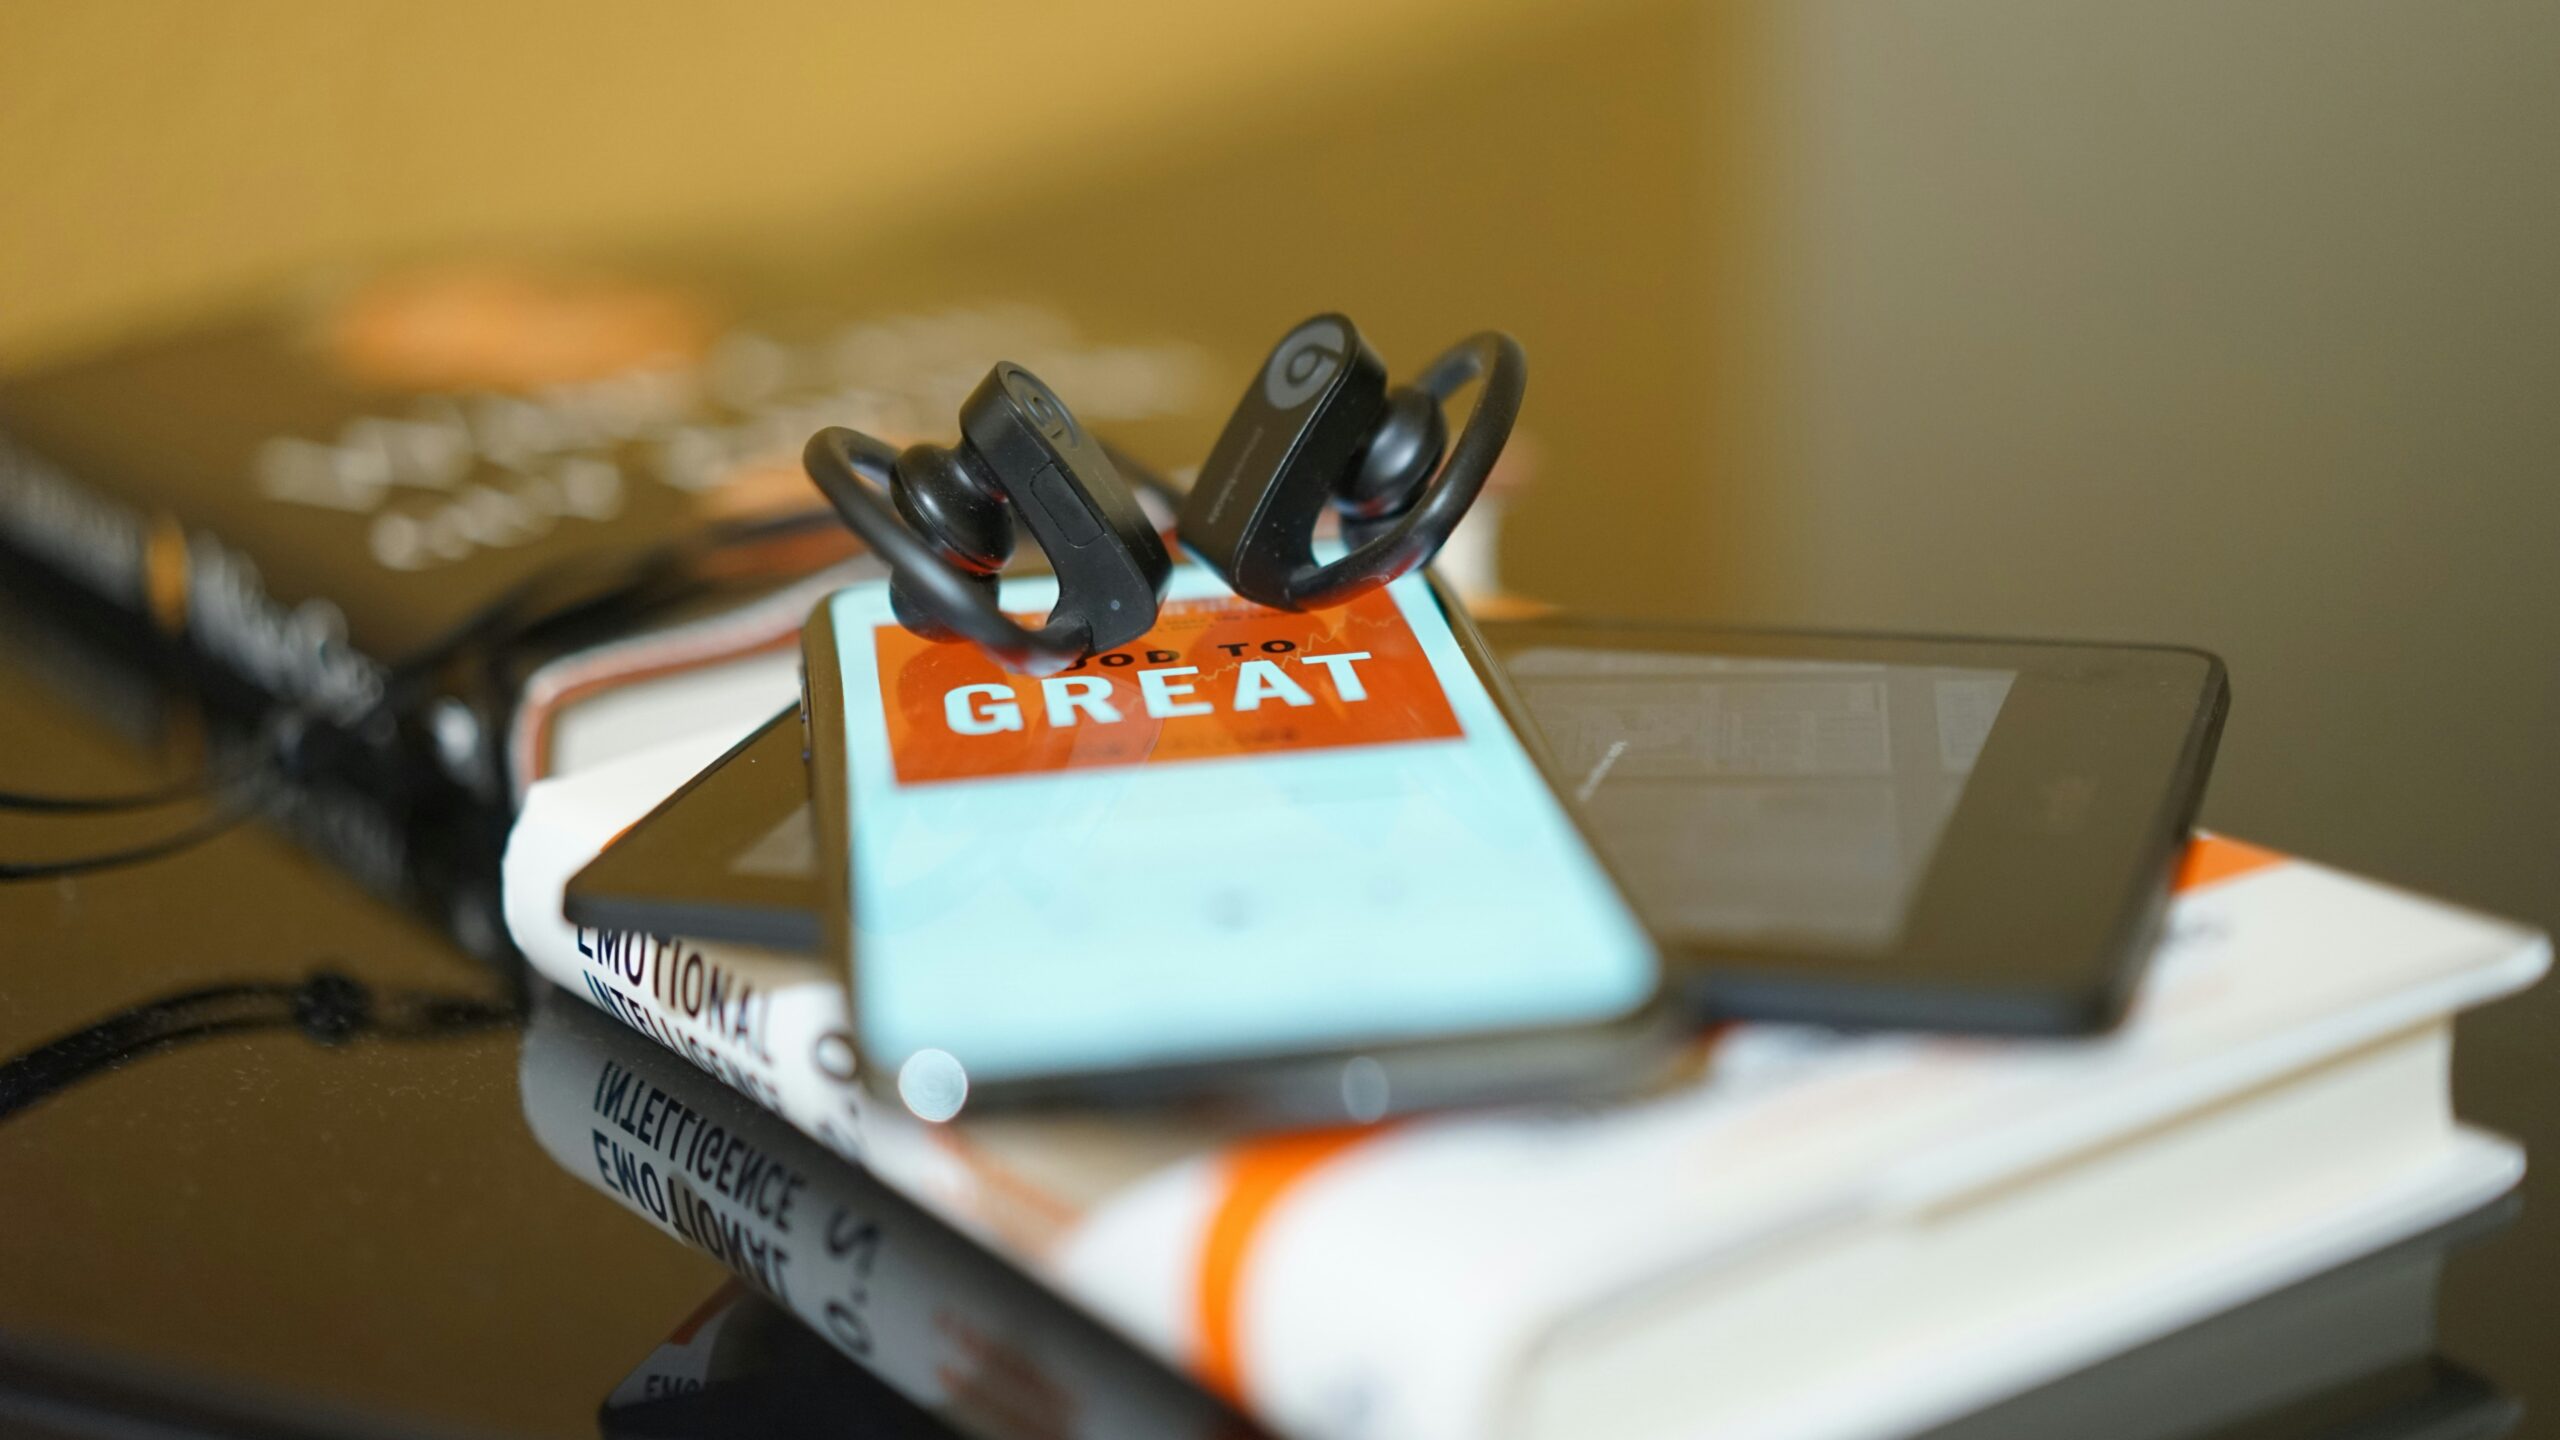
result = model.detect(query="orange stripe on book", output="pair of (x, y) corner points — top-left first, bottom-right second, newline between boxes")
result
(1193, 1127), (1378, 1407)
(2175, 835), (2286, 892)
(666, 1280), (745, 1344)
(1178, 852), (2280, 1405)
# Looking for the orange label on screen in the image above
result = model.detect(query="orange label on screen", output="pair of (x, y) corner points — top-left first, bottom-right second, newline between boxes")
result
(875, 589), (1466, 785)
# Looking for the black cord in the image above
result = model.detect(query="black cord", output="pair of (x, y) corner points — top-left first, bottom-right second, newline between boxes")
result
(365, 507), (840, 713)
(0, 969), (517, 1123)
(0, 776), (227, 814)
(0, 700), (310, 820)
(0, 802), (257, 881)
(0, 507), (847, 879)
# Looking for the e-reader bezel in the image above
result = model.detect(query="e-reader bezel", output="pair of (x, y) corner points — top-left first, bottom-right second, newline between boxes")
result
(1479, 618), (2229, 1035)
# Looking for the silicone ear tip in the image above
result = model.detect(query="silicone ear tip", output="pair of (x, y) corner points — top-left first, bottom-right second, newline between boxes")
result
(1341, 387), (1448, 520)
(893, 446), (1014, 574)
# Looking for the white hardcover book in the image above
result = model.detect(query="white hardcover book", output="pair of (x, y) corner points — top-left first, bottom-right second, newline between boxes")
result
(502, 724), (2546, 1440)
(1918, 1194), (2515, 1440)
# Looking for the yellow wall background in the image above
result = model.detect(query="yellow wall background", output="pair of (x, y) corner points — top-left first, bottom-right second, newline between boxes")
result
(5, 0), (2553, 933)
(0, 0), (1580, 370)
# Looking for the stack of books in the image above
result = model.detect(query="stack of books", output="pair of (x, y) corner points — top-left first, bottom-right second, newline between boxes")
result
(503, 715), (2545, 1440)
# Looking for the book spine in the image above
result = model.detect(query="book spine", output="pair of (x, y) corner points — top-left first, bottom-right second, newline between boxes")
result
(522, 995), (1235, 1440)
(0, 429), (147, 608)
(0, 429), (390, 725)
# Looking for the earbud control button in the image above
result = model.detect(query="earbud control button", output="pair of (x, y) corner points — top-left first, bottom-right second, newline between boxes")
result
(1029, 465), (1103, 547)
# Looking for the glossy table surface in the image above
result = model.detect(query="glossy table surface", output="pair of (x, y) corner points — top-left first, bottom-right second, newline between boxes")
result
(0, 588), (2550, 1440)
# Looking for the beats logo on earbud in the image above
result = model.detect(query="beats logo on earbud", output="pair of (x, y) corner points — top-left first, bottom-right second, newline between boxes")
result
(1264, 317), (1348, 410)
(800, 314), (1523, 671)
(1020, 381), (1076, 444)
(1178, 313), (1525, 613)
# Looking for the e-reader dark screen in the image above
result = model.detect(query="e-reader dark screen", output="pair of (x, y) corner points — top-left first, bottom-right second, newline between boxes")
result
(1481, 618), (2225, 1035)
(1500, 646), (2017, 954)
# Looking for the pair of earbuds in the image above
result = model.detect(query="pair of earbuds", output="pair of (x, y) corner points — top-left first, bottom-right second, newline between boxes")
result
(802, 314), (1525, 672)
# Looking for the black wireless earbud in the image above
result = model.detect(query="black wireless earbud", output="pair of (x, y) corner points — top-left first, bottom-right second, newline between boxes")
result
(1176, 315), (1524, 611)
(803, 363), (1171, 674)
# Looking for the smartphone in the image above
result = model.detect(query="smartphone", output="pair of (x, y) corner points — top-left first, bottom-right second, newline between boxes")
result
(800, 566), (1671, 1122)
(1477, 618), (2229, 1035)
(563, 706), (823, 954)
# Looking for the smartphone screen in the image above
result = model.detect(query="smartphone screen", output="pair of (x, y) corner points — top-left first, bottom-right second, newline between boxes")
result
(816, 565), (1657, 1098)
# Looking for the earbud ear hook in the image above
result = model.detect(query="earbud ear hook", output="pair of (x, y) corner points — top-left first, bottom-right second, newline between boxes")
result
(801, 362), (1171, 675)
(1172, 317), (1525, 614)
(802, 428), (1093, 674)
(1292, 331), (1526, 608)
